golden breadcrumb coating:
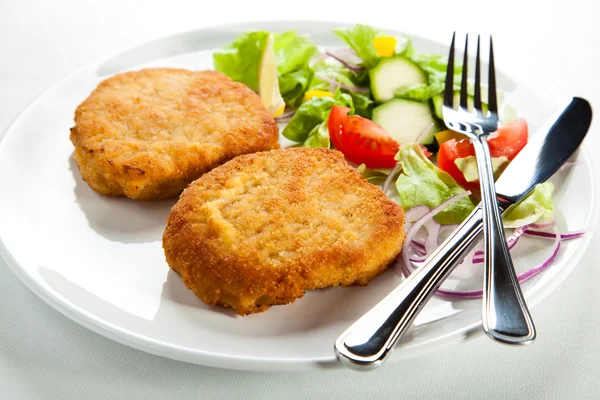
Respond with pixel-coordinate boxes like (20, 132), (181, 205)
(162, 148), (405, 315)
(70, 68), (279, 200)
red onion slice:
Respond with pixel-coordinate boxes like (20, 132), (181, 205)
(529, 220), (555, 229)
(383, 163), (401, 195)
(437, 225), (564, 298)
(325, 50), (365, 72)
(275, 110), (296, 122)
(415, 123), (435, 145)
(396, 192), (471, 277)
(314, 73), (370, 93)
(472, 224), (528, 263)
(524, 229), (586, 240)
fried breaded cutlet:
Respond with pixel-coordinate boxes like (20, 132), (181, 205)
(70, 68), (279, 200)
(162, 148), (406, 315)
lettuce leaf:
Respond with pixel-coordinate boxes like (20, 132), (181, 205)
(502, 182), (555, 228)
(394, 49), (463, 102)
(213, 30), (318, 107)
(454, 155), (510, 183)
(334, 24), (381, 68)
(348, 91), (375, 118)
(309, 58), (356, 91)
(213, 31), (269, 92)
(308, 57), (374, 118)
(279, 67), (314, 107)
(274, 32), (318, 75)
(282, 91), (354, 147)
(395, 144), (475, 224)
(304, 121), (330, 148)
(357, 164), (390, 184)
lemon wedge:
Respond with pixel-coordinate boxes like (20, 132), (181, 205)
(259, 34), (286, 118)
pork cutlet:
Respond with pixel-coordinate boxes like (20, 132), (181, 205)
(162, 147), (406, 315)
(70, 68), (279, 200)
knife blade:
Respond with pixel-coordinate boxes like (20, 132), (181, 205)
(496, 97), (592, 203)
(334, 97), (593, 370)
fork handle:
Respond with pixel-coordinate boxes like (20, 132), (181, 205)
(334, 205), (485, 369)
(472, 136), (536, 344)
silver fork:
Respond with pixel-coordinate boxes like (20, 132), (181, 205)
(442, 33), (535, 344)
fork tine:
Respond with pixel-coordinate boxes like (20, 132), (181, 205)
(488, 36), (498, 113)
(444, 32), (456, 108)
(473, 35), (482, 112)
(459, 34), (469, 110)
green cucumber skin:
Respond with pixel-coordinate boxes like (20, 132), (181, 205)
(372, 98), (437, 145)
(369, 55), (427, 103)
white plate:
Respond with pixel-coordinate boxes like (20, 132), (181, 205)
(0, 21), (596, 372)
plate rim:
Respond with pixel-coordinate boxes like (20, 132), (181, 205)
(0, 19), (597, 372)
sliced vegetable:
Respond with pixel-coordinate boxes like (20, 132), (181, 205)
(397, 196), (580, 299)
(394, 49), (462, 102)
(373, 36), (397, 57)
(304, 90), (334, 102)
(369, 55), (427, 103)
(372, 98), (437, 145)
(309, 57), (358, 92)
(328, 105), (400, 168)
(436, 224), (564, 298)
(434, 129), (465, 145)
(487, 118), (529, 159)
(315, 74), (370, 93)
(397, 191), (472, 276)
(394, 80), (445, 103)
(308, 55), (374, 118)
(437, 119), (529, 189)
(395, 144), (475, 224)
(455, 155), (510, 183)
(325, 49), (364, 72)
(275, 110), (296, 123)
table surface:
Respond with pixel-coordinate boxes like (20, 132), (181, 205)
(2, 1), (599, 398)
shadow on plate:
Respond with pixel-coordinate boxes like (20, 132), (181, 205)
(69, 156), (176, 244)
(159, 269), (239, 318)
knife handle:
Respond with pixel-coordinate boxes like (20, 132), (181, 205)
(334, 205), (485, 369)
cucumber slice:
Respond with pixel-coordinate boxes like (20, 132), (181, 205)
(431, 91), (488, 120)
(372, 98), (437, 145)
(369, 55), (427, 103)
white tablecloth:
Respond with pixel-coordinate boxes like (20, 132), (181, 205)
(2, 1), (599, 398)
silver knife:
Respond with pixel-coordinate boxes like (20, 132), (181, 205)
(334, 96), (593, 369)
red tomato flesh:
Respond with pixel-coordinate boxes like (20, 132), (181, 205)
(437, 118), (529, 190)
(328, 105), (400, 168)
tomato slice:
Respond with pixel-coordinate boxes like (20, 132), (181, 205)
(437, 138), (476, 189)
(437, 119), (529, 189)
(328, 105), (400, 168)
(487, 118), (529, 160)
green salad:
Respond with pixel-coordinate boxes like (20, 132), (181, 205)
(211, 24), (580, 295)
